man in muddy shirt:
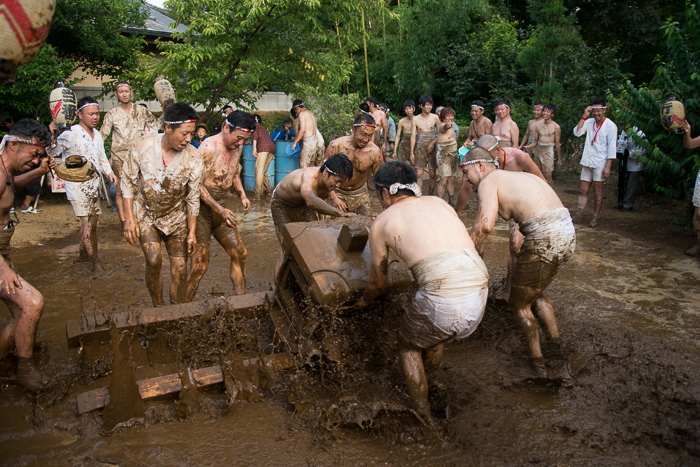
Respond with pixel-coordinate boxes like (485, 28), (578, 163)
(270, 153), (355, 274)
(121, 103), (203, 306)
(357, 160), (489, 422)
(491, 101), (519, 148)
(410, 95), (440, 195)
(464, 148), (575, 377)
(186, 111), (254, 301)
(290, 100), (324, 168)
(326, 114), (383, 216)
(100, 81), (161, 224)
(50, 96), (117, 272)
(0, 119), (54, 390)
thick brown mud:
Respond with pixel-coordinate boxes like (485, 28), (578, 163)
(1, 179), (699, 466)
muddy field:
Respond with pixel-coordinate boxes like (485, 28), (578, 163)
(0, 176), (699, 466)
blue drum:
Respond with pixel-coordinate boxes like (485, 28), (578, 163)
(242, 143), (275, 192)
(275, 141), (300, 185)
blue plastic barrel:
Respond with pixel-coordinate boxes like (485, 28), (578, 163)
(275, 141), (300, 185)
(241, 143), (275, 192)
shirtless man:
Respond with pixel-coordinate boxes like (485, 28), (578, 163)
(121, 103), (204, 306)
(463, 148), (575, 377)
(326, 114), (383, 216)
(491, 102), (519, 149)
(519, 104), (544, 157)
(356, 160), (488, 422)
(50, 96), (117, 271)
(186, 111), (255, 301)
(290, 100), (323, 168)
(462, 100), (493, 149)
(270, 153), (355, 274)
(436, 107), (459, 203)
(0, 119), (54, 390)
(365, 97), (388, 152)
(393, 100), (415, 163)
(524, 103), (561, 185)
(100, 81), (161, 224)
(410, 95), (440, 195)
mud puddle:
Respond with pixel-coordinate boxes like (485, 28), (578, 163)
(1, 189), (699, 466)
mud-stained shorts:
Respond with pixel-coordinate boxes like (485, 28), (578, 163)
(580, 165), (606, 183)
(693, 170), (700, 208)
(195, 199), (241, 246)
(334, 184), (371, 216)
(140, 224), (188, 258)
(533, 143), (554, 173)
(438, 140), (459, 177)
(0, 226), (16, 273)
(300, 135), (323, 166)
(270, 189), (318, 244)
(397, 134), (412, 163)
(414, 131), (437, 170)
(69, 196), (101, 217)
(399, 288), (488, 349)
(110, 155), (123, 179)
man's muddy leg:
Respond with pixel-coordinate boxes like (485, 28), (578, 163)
(447, 176), (455, 199)
(186, 244), (210, 301)
(88, 215), (100, 271)
(399, 336), (432, 421)
(0, 315), (15, 358)
(429, 168), (437, 195)
(509, 284), (547, 376)
(505, 226), (524, 296)
(2, 283), (44, 390)
(220, 231), (247, 295)
(532, 295), (560, 341)
(169, 256), (188, 304)
(78, 216), (89, 261)
(592, 181), (604, 214)
(573, 181), (590, 223)
(436, 176), (447, 199)
(141, 241), (164, 306)
(114, 176), (126, 223)
(416, 168), (425, 194)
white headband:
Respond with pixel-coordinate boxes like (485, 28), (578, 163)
(164, 118), (196, 125)
(460, 158), (498, 168)
(472, 105), (484, 110)
(225, 120), (253, 132)
(385, 182), (421, 196)
(115, 83), (132, 90)
(591, 106), (607, 109)
(78, 102), (99, 112)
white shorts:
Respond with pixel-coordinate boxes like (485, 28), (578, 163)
(580, 165), (606, 182)
(69, 196), (101, 217)
(693, 170), (700, 208)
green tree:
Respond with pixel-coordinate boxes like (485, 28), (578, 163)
(136, 0), (387, 124)
(294, 84), (360, 143)
(609, 0), (700, 200)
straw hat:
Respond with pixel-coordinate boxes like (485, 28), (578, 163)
(55, 155), (98, 182)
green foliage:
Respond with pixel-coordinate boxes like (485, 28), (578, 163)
(609, 0), (700, 200)
(0, 45), (78, 122)
(48, 0), (148, 79)
(136, 0), (387, 123)
(294, 85), (361, 143)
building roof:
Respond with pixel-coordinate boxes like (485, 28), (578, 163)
(122, 4), (188, 38)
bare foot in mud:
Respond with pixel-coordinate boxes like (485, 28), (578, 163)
(685, 243), (700, 256)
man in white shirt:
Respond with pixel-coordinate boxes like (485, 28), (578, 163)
(572, 97), (618, 227)
(618, 126), (646, 212)
(50, 96), (117, 271)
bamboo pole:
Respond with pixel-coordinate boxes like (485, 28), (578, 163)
(362, 8), (370, 97)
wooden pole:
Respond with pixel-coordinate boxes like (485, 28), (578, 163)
(362, 9), (370, 97)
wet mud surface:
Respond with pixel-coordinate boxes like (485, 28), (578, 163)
(1, 178), (699, 466)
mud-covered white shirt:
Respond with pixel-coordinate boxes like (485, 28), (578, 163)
(99, 104), (162, 162)
(121, 134), (203, 235)
(49, 124), (113, 202)
(574, 117), (617, 169)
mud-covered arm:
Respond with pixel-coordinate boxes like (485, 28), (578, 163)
(358, 224), (388, 306)
(99, 110), (113, 142)
(470, 181), (499, 256)
(120, 145), (140, 244)
(13, 158), (54, 190)
(300, 173), (351, 217)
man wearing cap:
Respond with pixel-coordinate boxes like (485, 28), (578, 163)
(519, 104), (544, 157)
(393, 100), (415, 163)
(365, 97), (388, 153)
(491, 101), (519, 149)
(186, 110), (254, 300)
(524, 103), (561, 185)
(0, 119), (54, 390)
(462, 147), (575, 377)
(326, 114), (383, 216)
(50, 96), (117, 272)
(573, 97), (618, 227)
(356, 160), (489, 423)
(121, 102), (203, 306)
(463, 100), (493, 149)
(290, 100), (324, 168)
(100, 81), (161, 226)
(410, 95), (440, 195)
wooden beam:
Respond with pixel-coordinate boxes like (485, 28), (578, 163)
(76, 352), (295, 415)
(66, 292), (272, 349)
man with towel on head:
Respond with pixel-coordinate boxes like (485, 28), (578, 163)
(410, 95), (440, 195)
(357, 160), (489, 423)
(462, 147), (575, 377)
(50, 96), (117, 272)
(0, 119), (54, 390)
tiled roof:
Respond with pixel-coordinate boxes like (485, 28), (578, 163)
(122, 4), (188, 38)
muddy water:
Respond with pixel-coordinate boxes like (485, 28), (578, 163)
(1, 193), (700, 466)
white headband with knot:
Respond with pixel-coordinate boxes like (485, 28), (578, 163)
(388, 182), (421, 196)
(78, 102), (99, 112)
(358, 106), (371, 115)
(460, 158), (498, 169)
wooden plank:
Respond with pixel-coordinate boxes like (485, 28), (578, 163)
(76, 352), (295, 414)
(66, 292), (269, 348)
